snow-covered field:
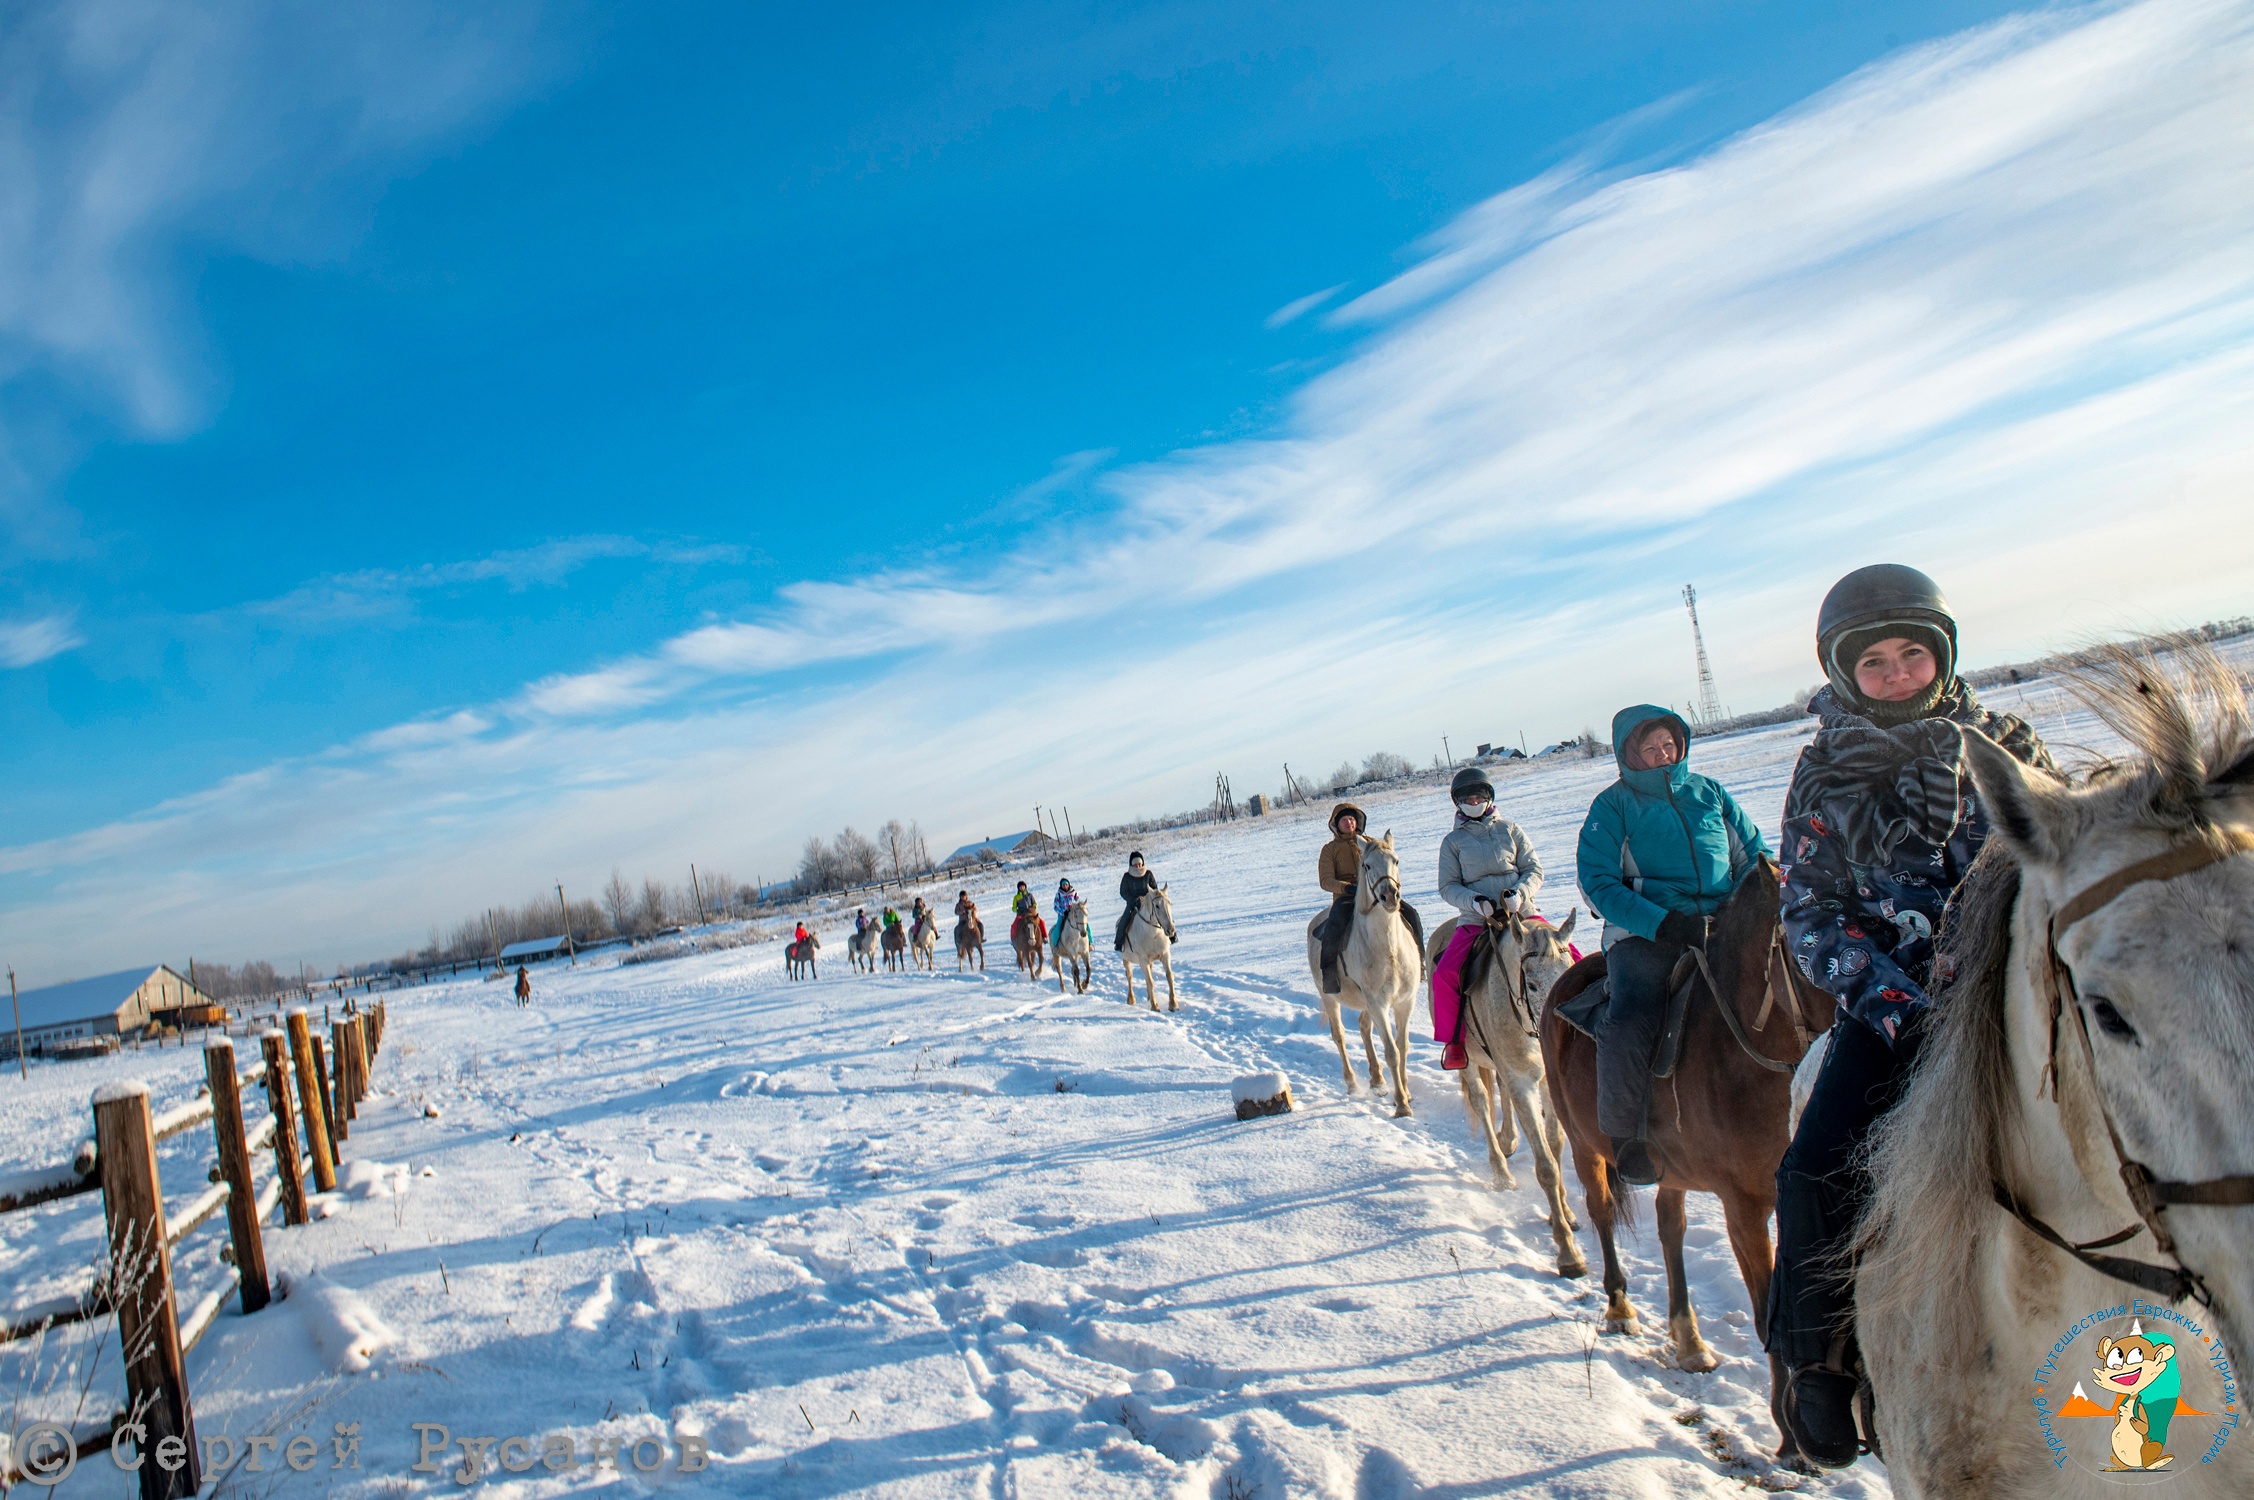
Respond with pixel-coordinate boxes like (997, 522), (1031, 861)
(4, 651), (2239, 1497)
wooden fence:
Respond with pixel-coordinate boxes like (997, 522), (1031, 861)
(0, 1001), (389, 1496)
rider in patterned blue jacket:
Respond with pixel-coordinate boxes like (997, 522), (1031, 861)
(1767, 564), (2053, 1469)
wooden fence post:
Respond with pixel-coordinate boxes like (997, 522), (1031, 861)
(308, 1032), (340, 1159)
(354, 1014), (372, 1097)
(329, 1021), (354, 1131)
(285, 1011), (337, 1192)
(92, 1082), (200, 1498)
(201, 1039), (271, 1315)
(258, 1031), (307, 1225)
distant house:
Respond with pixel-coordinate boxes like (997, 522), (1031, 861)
(498, 935), (574, 964)
(941, 829), (1055, 868)
(3, 965), (210, 1057)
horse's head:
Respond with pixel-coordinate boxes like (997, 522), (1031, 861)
(1143, 885), (1173, 924)
(1961, 644), (2254, 1331)
(1515, 908), (1579, 1003)
(1359, 832), (1403, 911)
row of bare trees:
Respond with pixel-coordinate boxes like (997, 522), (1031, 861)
(796, 819), (932, 894)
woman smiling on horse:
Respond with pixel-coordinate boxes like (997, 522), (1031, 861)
(1576, 704), (1770, 1187)
(1317, 801), (1425, 997)
(1766, 563), (2055, 1468)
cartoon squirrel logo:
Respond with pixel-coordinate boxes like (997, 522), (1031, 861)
(2094, 1321), (2180, 1471)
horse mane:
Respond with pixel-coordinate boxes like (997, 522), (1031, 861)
(2048, 639), (2254, 829)
(1854, 838), (2022, 1333)
(1858, 639), (2253, 1332)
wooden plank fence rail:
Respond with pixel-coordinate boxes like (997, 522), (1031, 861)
(1, 999), (391, 1495)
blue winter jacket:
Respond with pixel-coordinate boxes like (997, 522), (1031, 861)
(1576, 706), (1772, 942)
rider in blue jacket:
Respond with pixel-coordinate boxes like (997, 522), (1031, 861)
(1576, 704), (1770, 1186)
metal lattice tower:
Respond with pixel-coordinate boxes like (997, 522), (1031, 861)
(1683, 584), (1724, 725)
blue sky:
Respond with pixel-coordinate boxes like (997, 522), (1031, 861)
(5, 0), (2254, 979)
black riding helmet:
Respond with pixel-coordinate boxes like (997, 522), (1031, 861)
(1816, 564), (1958, 726)
(1449, 767), (1494, 803)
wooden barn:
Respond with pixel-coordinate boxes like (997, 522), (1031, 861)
(941, 829), (1055, 868)
(4, 964), (212, 1057)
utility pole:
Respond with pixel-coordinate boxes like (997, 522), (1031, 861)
(9, 968), (24, 1079)
(1062, 806), (1075, 841)
(1442, 735), (1453, 769)
(1683, 584), (1725, 725)
(557, 883), (577, 965)
(690, 864), (707, 926)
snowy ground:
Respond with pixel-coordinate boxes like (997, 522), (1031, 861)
(4, 649), (2239, 1497)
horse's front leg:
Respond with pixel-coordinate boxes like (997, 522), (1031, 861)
(1571, 1137), (1637, 1332)
(1506, 1063), (1585, 1276)
(1656, 1186), (1717, 1371)
(1379, 992), (1412, 1118)
(1459, 1064), (1513, 1187)
(1160, 950), (1176, 1011)
(1323, 998), (1357, 1094)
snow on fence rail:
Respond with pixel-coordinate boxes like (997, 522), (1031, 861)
(0, 1001), (389, 1496)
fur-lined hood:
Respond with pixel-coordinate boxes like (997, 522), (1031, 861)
(1328, 801), (1367, 835)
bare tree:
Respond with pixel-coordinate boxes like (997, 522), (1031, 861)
(639, 878), (670, 931)
(834, 826), (881, 886)
(1361, 750), (1414, 782)
(1326, 760), (1360, 792)
(799, 835), (841, 893)
(602, 870), (635, 934)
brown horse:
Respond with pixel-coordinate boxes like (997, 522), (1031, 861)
(786, 933), (819, 980)
(1011, 911), (1048, 980)
(1541, 858), (1832, 1446)
(955, 905), (985, 971)
(881, 920), (908, 972)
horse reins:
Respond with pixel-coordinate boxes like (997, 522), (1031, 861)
(1689, 923), (1816, 1075)
(1993, 827), (2254, 1307)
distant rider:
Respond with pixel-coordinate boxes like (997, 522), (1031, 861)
(1576, 705), (1770, 1187)
(1766, 564), (2054, 1468)
(1428, 768), (1541, 1066)
(881, 905), (901, 933)
(1114, 851), (1178, 949)
(514, 964), (531, 1004)
(854, 907), (870, 935)
(1053, 878), (1083, 922)
(793, 921), (810, 946)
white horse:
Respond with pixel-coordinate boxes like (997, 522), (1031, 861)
(1121, 886), (1178, 1012)
(848, 920), (880, 974)
(1857, 646), (2254, 1496)
(1425, 907), (1585, 1276)
(1304, 832), (1419, 1117)
(911, 909), (940, 970)
(1053, 900), (1093, 994)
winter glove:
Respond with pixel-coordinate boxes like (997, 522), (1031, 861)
(1473, 897), (1496, 920)
(1657, 911), (1704, 948)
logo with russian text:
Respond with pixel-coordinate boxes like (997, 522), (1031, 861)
(2031, 1303), (2239, 1482)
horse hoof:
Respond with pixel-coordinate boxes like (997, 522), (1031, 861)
(1675, 1346), (1720, 1374)
(1605, 1315), (1640, 1337)
(1392, 1104), (1413, 1119)
(1556, 1254), (1588, 1279)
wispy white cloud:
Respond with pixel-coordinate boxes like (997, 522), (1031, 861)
(0, 612), (81, 667)
(0, 0), (571, 548)
(1264, 283), (1346, 328)
(244, 535), (742, 627)
(8, 0), (2254, 977)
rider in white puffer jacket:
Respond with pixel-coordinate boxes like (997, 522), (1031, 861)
(1437, 767), (1544, 920)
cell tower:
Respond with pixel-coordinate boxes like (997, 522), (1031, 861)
(1683, 584), (1725, 725)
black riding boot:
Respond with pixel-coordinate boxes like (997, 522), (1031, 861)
(1113, 908), (1134, 952)
(1767, 1014), (1907, 1469)
(1597, 935), (1683, 1182)
(1317, 892), (1354, 992)
(1398, 898), (1424, 957)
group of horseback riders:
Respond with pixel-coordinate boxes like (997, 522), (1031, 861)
(1315, 562), (2050, 1470)
(984, 850), (1184, 952)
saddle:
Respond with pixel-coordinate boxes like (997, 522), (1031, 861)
(1554, 949), (1701, 1080)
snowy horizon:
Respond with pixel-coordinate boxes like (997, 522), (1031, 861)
(6, 0), (2254, 981)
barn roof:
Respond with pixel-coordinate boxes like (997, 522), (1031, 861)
(942, 829), (1051, 865)
(498, 936), (572, 961)
(9, 966), (174, 1031)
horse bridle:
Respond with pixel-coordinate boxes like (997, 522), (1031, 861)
(1688, 921), (1820, 1075)
(1992, 827), (2254, 1307)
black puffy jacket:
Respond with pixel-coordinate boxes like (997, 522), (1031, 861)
(1778, 682), (2053, 1050)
